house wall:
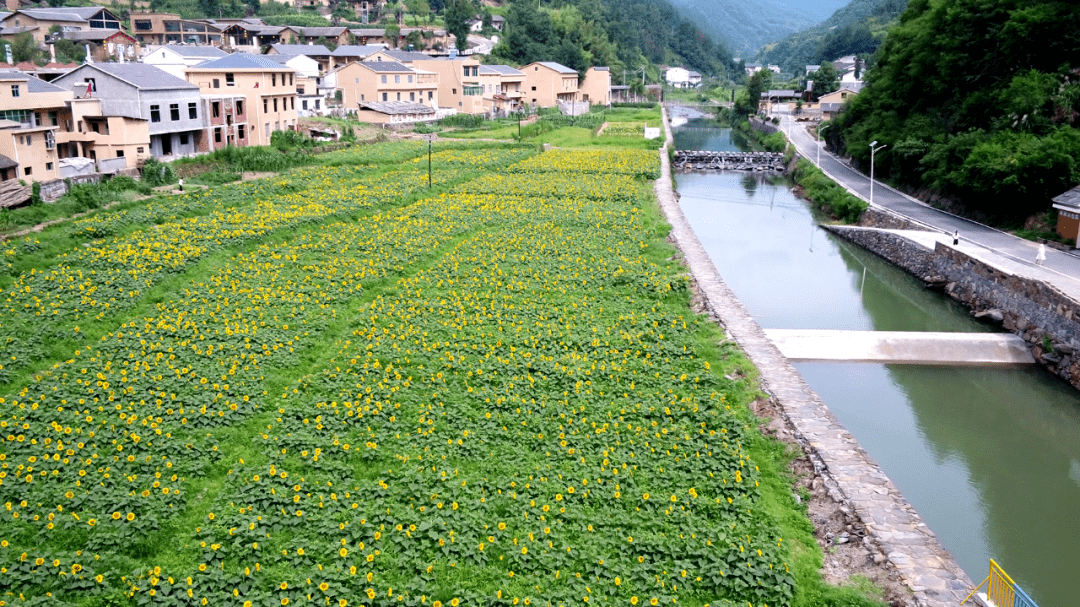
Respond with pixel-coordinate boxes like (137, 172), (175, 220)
(0, 128), (60, 181)
(336, 63), (438, 107)
(579, 68), (610, 106)
(412, 58), (482, 113)
(2, 15), (86, 44)
(522, 64), (578, 108)
(187, 68), (297, 147)
(1056, 212), (1080, 241)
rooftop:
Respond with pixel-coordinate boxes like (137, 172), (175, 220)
(78, 63), (198, 90)
(533, 61), (576, 74)
(355, 61), (415, 73)
(0, 70), (67, 94)
(479, 64), (523, 76)
(158, 45), (229, 58)
(1053, 186), (1080, 210)
(359, 100), (434, 115)
(191, 52), (292, 71)
(331, 44), (386, 57)
(269, 43), (332, 56)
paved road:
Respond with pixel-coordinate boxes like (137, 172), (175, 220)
(774, 108), (1080, 297)
(467, 35), (495, 55)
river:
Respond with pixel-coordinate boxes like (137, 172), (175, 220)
(672, 118), (1080, 607)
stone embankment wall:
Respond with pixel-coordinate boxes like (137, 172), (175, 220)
(826, 225), (1080, 389)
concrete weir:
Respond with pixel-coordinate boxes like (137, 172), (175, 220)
(656, 109), (978, 607)
(764, 329), (1036, 365)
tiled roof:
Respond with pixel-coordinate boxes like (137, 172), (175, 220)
(479, 64), (523, 76)
(192, 52), (292, 71)
(270, 43), (331, 56)
(0, 70), (67, 93)
(331, 44), (386, 57)
(356, 61), (414, 73)
(159, 45), (228, 58)
(82, 63), (199, 90)
(358, 100), (434, 115)
(591, 66), (609, 71)
(1053, 186), (1080, 209)
(381, 49), (432, 62)
(296, 27), (346, 37)
(820, 103), (842, 112)
(63, 28), (131, 41)
(534, 61), (576, 74)
(349, 28), (385, 37)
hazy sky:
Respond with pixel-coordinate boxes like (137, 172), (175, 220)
(768, 0), (851, 22)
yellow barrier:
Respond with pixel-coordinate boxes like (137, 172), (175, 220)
(961, 559), (1038, 607)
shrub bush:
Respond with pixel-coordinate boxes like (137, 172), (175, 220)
(141, 158), (176, 187)
(793, 158), (867, 223)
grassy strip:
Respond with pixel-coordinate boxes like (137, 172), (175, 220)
(791, 159), (868, 224)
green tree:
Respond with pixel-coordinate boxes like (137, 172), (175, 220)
(10, 32), (43, 65)
(745, 69), (772, 113)
(331, 2), (354, 25)
(404, 30), (423, 50)
(809, 62), (839, 99)
(405, 0), (430, 24)
(445, 0), (472, 51)
(384, 23), (401, 48)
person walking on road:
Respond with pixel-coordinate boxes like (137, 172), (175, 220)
(1036, 243), (1047, 266)
(953, 230), (959, 246)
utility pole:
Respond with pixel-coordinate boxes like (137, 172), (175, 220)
(428, 135), (433, 188)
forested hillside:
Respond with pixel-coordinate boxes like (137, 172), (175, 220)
(833, 0), (1080, 223)
(753, 0), (908, 74)
(491, 0), (737, 79)
(665, 0), (835, 58)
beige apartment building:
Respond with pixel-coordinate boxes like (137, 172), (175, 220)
(62, 98), (150, 171)
(521, 61), (579, 108)
(129, 12), (223, 46)
(579, 66), (611, 106)
(411, 57), (484, 113)
(0, 71), (69, 182)
(185, 53), (298, 147)
(334, 61), (438, 111)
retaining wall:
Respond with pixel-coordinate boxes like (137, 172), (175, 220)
(826, 225), (1080, 389)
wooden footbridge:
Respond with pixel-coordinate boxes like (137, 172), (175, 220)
(673, 150), (784, 171)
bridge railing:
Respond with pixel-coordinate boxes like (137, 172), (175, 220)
(962, 559), (1039, 607)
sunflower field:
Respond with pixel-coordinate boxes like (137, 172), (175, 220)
(0, 141), (798, 607)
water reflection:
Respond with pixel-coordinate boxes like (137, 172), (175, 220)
(674, 123), (1080, 606)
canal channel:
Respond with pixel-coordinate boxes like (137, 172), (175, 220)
(671, 118), (1080, 607)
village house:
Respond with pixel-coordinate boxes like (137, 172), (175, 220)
(289, 27), (349, 47)
(477, 64), (523, 115)
(327, 44), (385, 71)
(268, 43), (333, 72)
(185, 53), (298, 147)
(349, 27), (451, 51)
(1052, 186), (1080, 245)
(411, 56), (483, 114)
(59, 29), (138, 63)
(220, 22), (288, 53)
(263, 53), (329, 116)
(197, 92), (249, 152)
(521, 61), (578, 108)
(129, 12), (223, 46)
(0, 70), (70, 182)
(356, 101), (435, 125)
(141, 45), (229, 80)
(664, 66), (701, 89)
(53, 63), (204, 162)
(0, 6), (122, 45)
(349, 0), (388, 23)
(334, 60), (438, 114)
(579, 66), (611, 106)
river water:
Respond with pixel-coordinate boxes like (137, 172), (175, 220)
(673, 119), (1080, 607)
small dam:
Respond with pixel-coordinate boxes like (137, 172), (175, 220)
(673, 150), (784, 171)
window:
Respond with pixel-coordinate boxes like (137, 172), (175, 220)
(314, 99), (320, 109)
(290, 97), (294, 110)
(45, 162), (52, 171)
(273, 98), (278, 112)
(10, 84), (18, 97)
(289, 74), (293, 85)
(272, 73), (276, 86)
(45, 131), (54, 150)
(382, 92), (387, 101)
(236, 100), (243, 115)
(410, 92), (415, 101)
(238, 124), (245, 139)
(226, 72), (234, 86)
(23, 167), (31, 176)
(134, 20), (152, 30)
(265, 122), (270, 138)
(86, 78), (96, 92)
(381, 75), (387, 84)
(452, 88), (457, 94)
(116, 150), (124, 158)
(188, 102), (197, 119)
(49, 111), (57, 126)
(23, 135), (31, 145)
(170, 103), (180, 121)
(214, 128), (222, 143)
(275, 121), (279, 131)
(531, 86), (536, 91)
(137, 147), (144, 153)
(297, 86), (305, 95)
(361, 94), (365, 100)
(302, 99), (308, 110)
(355, 77), (359, 84)
(35, 113), (41, 126)
(263, 99), (268, 113)
(212, 102), (220, 118)
(396, 92), (401, 101)
(179, 133), (189, 145)
(213, 78), (220, 89)
(408, 75), (413, 83)
(394, 75), (400, 83)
